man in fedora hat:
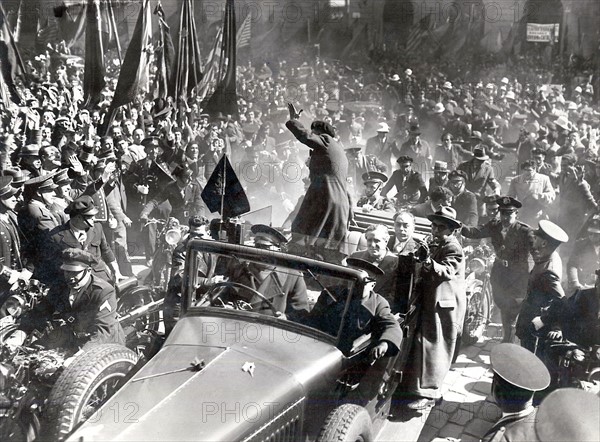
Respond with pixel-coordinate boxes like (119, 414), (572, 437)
(462, 196), (534, 342)
(428, 161), (450, 191)
(458, 146), (501, 215)
(507, 160), (555, 226)
(365, 122), (398, 171)
(401, 206), (466, 409)
(34, 248), (124, 351)
(225, 224), (309, 322)
(356, 172), (394, 213)
(18, 144), (43, 178)
(516, 220), (568, 352)
(381, 156), (428, 206)
(399, 124), (432, 172)
(0, 176), (24, 303)
(480, 343), (551, 442)
(308, 257), (402, 358)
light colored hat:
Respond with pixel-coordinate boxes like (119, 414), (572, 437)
(405, 68), (412, 76)
(376, 122), (390, 133)
(554, 116), (570, 130)
(443, 81), (452, 90)
(433, 102), (445, 114)
(505, 90), (516, 101)
(390, 74), (400, 82)
(501, 77), (509, 84)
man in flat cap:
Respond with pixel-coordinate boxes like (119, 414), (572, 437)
(309, 257), (402, 359)
(462, 197), (534, 342)
(516, 220), (568, 352)
(481, 343), (551, 442)
(356, 172), (394, 213)
(380, 156), (428, 207)
(447, 170), (479, 227)
(457, 147), (501, 216)
(225, 224), (309, 322)
(35, 248), (124, 352)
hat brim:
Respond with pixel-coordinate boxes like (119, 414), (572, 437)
(427, 214), (462, 229)
(0, 187), (18, 199)
(60, 263), (89, 272)
(473, 154), (490, 161)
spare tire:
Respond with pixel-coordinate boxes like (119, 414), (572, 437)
(317, 404), (373, 442)
(44, 344), (138, 441)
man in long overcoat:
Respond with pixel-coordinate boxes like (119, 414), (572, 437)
(402, 207), (466, 410)
(285, 103), (351, 264)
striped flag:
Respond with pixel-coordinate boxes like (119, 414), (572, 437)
(0, 2), (26, 104)
(406, 14), (433, 54)
(237, 13), (251, 48)
(83, 0), (105, 109)
(196, 26), (224, 102)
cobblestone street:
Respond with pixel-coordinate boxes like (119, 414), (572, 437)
(380, 324), (505, 441)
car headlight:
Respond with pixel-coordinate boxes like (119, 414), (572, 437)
(469, 258), (486, 275)
(165, 228), (182, 245)
(3, 295), (24, 318)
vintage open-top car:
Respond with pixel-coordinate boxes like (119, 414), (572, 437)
(67, 237), (419, 441)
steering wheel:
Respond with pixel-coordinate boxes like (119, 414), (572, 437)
(199, 282), (281, 317)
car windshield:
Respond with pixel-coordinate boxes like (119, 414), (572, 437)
(184, 240), (361, 344)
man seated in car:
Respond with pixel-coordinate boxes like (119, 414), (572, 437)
(308, 258), (402, 360)
(225, 224), (309, 322)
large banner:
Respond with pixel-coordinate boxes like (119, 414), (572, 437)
(527, 23), (560, 43)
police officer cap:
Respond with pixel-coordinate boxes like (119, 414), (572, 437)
(65, 195), (99, 217)
(531, 147), (547, 156)
(491, 343), (550, 391)
(535, 388), (600, 442)
(536, 220), (569, 244)
(251, 224), (288, 247)
(483, 194), (499, 207)
(396, 155), (414, 164)
(362, 171), (388, 184)
(60, 248), (98, 272)
(448, 170), (467, 181)
(346, 257), (384, 278)
(141, 136), (160, 147)
(23, 174), (58, 192)
(0, 176), (16, 199)
(497, 196), (522, 211)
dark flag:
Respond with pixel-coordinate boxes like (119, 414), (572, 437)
(104, 0), (151, 128)
(201, 154), (250, 219)
(406, 14), (433, 55)
(203, 0), (238, 119)
(154, 1), (175, 102)
(82, 0), (105, 109)
(0, 2), (26, 105)
(56, 3), (87, 49)
(169, 0), (203, 104)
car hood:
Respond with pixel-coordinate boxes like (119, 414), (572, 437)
(68, 315), (343, 441)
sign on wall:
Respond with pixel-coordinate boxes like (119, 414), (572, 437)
(526, 23), (560, 43)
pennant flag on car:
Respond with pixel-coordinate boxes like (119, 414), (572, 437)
(201, 154), (250, 219)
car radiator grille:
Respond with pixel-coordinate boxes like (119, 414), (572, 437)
(242, 397), (304, 442)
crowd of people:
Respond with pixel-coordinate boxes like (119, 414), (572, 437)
(0, 39), (599, 439)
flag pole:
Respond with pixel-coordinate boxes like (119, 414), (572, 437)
(220, 153), (227, 221)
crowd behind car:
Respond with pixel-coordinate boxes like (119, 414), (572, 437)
(0, 40), (599, 438)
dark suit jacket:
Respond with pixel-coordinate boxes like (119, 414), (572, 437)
(452, 189), (478, 226)
(457, 159), (499, 199)
(381, 170), (428, 204)
(142, 180), (205, 222)
(349, 250), (398, 303)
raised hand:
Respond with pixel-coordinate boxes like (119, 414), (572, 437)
(287, 103), (303, 120)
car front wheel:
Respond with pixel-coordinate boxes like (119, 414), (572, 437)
(317, 404), (373, 442)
